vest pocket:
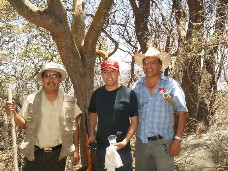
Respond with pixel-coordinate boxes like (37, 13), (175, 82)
(26, 103), (38, 133)
(64, 116), (75, 131)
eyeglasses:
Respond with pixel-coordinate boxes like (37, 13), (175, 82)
(43, 73), (61, 79)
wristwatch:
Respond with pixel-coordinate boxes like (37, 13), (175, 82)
(174, 136), (183, 141)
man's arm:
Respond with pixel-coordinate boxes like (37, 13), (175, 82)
(115, 116), (138, 150)
(72, 115), (80, 166)
(5, 100), (26, 129)
(175, 111), (187, 138)
(169, 111), (187, 157)
(87, 112), (97, 145)
(125, 116), (139, 143)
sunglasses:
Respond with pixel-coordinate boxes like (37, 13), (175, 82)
(43, 73), (61, 79)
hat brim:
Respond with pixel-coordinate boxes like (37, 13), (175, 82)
(36, 68), (68, 81)
(101, 66), (119, 71)
(134, 52), (171, 71)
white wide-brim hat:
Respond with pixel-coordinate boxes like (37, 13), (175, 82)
(36, 62), (68, 81)
(134, 47), (171, 70)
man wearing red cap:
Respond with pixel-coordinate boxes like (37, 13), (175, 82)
(88, 60), (139, 171)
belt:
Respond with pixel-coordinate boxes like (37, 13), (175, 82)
(34, 144), (62, 152)
(148, 135), (163, 141)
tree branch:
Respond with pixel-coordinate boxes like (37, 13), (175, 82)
(102, 29), (119, 57)
(7, 0), (68, 34)
(130, 0), (150, 52)
(83, 0), (114, 56)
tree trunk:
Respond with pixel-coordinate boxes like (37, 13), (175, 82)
(197, 0), (227, 126)
(181, 0), (204, 134)
(130, 0), (151, 52)
(172, 0), (187, 83)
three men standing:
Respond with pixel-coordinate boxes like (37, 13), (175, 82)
(5, 47), (187, 171)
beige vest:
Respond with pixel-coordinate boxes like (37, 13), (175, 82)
(19, 91), (77, 161)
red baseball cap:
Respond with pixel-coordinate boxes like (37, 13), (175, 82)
(101, 60), (119, 71)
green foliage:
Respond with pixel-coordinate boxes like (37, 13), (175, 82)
(0, 3), (71, 106)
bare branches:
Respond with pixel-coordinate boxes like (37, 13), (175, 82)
(7, 0), (66, 33)
(84, 0), (114, 53)
(102, 29), (119, 57)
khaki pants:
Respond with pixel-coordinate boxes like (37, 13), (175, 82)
(135, 136), (174, 171)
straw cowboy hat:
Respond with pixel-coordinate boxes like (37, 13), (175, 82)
(36, 62), (68, 81)
(134, 47), (171, 70)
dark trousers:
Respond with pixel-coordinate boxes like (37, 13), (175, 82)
(96, 148), (133, 171)
(22, 146), (66, 171)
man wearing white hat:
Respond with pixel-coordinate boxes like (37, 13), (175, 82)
(132, 47), (188, 171)
(5, 62), (82, 171)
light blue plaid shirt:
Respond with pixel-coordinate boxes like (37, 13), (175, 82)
(132, 75), (188, 143)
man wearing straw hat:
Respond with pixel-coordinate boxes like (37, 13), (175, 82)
(132, 47), (188, 171)
(5, 62), (82, 171)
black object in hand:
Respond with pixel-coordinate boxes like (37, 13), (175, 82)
(116, 131), (123, 142)
(89, 141), (97, 150)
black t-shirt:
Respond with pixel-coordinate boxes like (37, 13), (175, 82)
(88, 85), (138, 150)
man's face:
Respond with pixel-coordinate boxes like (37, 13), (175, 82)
(101, 68), (119, 87)
(142, 57), (162, 77)
(42, 70), (61, 93)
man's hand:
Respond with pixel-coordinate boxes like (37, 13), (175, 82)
(169, 139), (181, 157)
(87, 134), (96, 148)
(5, 100), (26, 129)
(5, 100), (17, 115)
(72, 150), (80, 166)
(114, 138), (128, 151)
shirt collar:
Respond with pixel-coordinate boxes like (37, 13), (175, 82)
(42, 90), (63, 99)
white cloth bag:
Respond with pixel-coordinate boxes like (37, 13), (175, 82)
(104, 145), (123, 171)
